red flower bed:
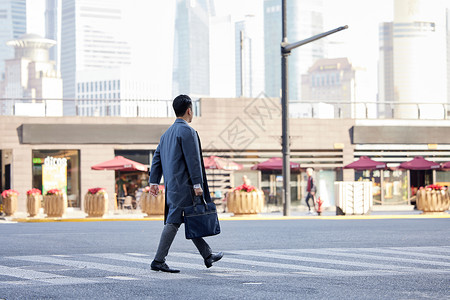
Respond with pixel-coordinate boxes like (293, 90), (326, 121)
(234, 184), (257, 193)
(88, 187), (106, 195)
(46, 189), (62, 195)
(27, 188), (42, 196)
(1, 189), (19, 198)
(424, 184), (446, 191)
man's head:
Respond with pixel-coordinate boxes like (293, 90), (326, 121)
(306, 168), (314, 176)
(173, 94), (193, 122)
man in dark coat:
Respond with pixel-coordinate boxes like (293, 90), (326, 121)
(149, 94), (223, 273)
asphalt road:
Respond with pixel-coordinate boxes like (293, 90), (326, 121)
(0, 218), (449, 299)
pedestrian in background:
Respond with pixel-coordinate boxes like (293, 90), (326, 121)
(304, 168), (317, 214)
(148, 94), (223, 273)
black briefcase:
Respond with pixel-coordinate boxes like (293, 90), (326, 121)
(183, 196), (221, 239)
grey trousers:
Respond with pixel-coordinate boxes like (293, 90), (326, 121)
(154, 223), (212, 263)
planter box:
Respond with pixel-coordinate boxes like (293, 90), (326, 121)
(27, 194), (42, 217)
(84, 193), (108, 217)
(44, 194), (67, 218)
(141, 193), (164, 216)
(227, 190), (264, 215)
(3, 196), (18, 217)
(416, 189), (450, 214)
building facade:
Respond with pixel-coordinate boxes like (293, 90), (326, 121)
(264, 0), (324, 101)
(60, 0), (131, 115)
(235, 15), (265, 98)
(0, 34), (62, 116)
(379, 0), (449, 119)
(172, 0), (214, 98)
(45, 0), (60, 73)
(300, 58), (371, 119)
(75, 68), (172, 117)
(2, 97), (450, 215)
(0, 0), (26, 80)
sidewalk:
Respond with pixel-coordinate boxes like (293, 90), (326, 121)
(1, 206), (449, 223)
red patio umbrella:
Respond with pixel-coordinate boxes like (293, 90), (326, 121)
(441, 161), (450, 169)
(251, 157), (300, 171)
(203, 156), (243, 171)
(91, 156), (148, 172)
(399, 156), (440, 170)
(343, 156), (387, 170)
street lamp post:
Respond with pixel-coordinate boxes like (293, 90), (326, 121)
(281, 0), (348, 216)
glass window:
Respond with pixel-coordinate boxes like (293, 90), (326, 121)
(356, 170), (381, 204)
(436, 171), (450, 187)
(32, 150), (80, 208)
(382, 169), (407, 205)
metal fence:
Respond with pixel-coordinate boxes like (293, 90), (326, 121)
(1, 98), (449, 120)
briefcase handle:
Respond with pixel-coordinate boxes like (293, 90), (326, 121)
(193, 195), (207, 206)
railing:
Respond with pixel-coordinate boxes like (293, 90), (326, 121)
(1, 98), (449, 120)
(289, 100), (450, 120)
(0, 98), (201, 118)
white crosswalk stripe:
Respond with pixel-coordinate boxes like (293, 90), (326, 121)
(276, 248), (450, 267)
(0, 246), (448, 287)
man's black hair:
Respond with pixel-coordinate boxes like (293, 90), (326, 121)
(173, 94), (192, 117)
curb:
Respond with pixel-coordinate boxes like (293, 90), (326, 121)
(6, 213), (450, 223)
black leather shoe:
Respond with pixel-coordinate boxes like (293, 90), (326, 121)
(204, 252), (224, 268)
(151, 260), (180, 273)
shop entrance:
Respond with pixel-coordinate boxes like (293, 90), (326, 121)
(410, 170), (433, 190)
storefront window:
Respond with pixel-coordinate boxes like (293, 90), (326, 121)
(382, 169), (408, 205)
(32, 150), (80, 207)
(356, 170), (381, 204)
(436, 171), (450, 187)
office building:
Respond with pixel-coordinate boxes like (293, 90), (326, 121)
(264, 0), (324, 101)
(45, 0), (60, 73)
(300, 57), (371, 118)
(76, 68), (171, 117)
(209, 14), (235, 97)
(378, 0), (448, 119)
(0, 0), (26, 79)
(235, 14), (264, 98)
(378, 22), (394, 118)
(172, 0), (214, 98)
(60, 0), (131, 115)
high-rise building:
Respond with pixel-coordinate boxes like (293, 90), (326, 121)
(235, 14), (264, 98)
(300, 57), (370, 118)
(264, 0), (324, 101)
(384, 0), (448, 119)
(76, 68), (171, 117)
(45, 0), (60, 72)
(60, 0), (131, 115)
(172, 0), (214, 98)
(0, 34), (62, 116)
(378, 22), (394, 117)
(0, 0), (26, 80)
(447, 8), (450, 105)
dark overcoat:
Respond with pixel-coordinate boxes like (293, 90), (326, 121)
(149, 119), (211, 224)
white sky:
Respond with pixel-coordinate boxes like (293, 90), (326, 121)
(26, 0), (398, 100)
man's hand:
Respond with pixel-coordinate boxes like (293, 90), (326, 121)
(311, 191), (315, 196)
(194, 187), (203, 196)
(150, 185), (159, 197)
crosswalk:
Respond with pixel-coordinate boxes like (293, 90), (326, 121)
(0, 246), (449, 287)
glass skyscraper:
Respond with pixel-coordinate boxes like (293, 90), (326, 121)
(264, 0), (323, 101)
(59, 0), (131, 115)
(172, 0), (214, 98)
